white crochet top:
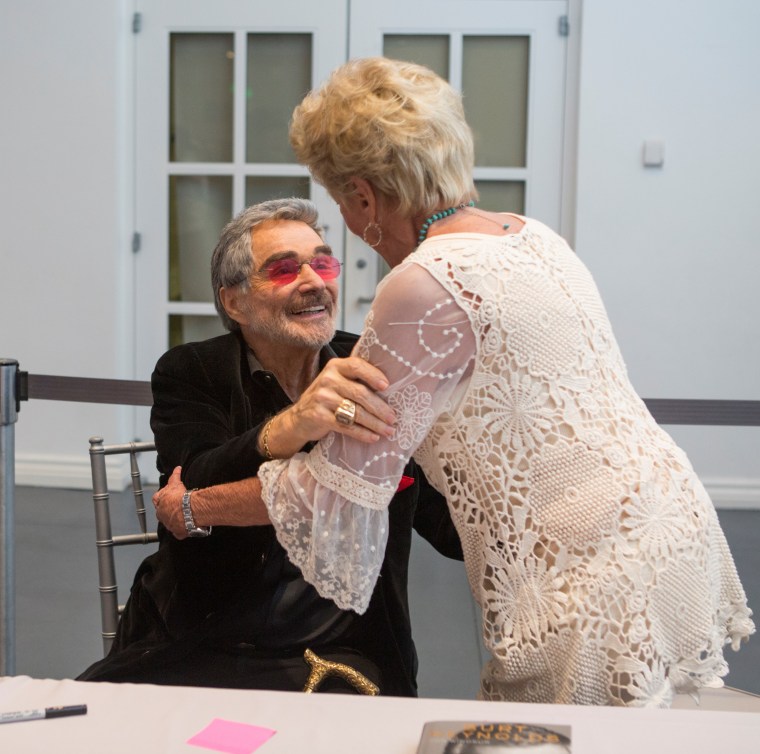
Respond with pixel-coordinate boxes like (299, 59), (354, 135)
(259, 217), (754, 706)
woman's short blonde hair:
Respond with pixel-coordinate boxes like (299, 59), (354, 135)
(290, 57), (477, 217)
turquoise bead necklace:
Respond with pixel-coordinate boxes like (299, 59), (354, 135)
(416, 201), (510, 246)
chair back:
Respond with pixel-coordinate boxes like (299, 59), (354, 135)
(88, 436), (159, 655)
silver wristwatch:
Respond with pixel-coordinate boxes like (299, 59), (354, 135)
(181, 489), (212, 537)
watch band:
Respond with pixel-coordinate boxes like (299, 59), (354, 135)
(181, 488), (212, 537)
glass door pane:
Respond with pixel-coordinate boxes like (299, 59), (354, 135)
(462, 35), (529, 168)
(474, 180), (525, 214)
(247, 34), (312, 163)
(245, 176), (311, 206)
(383, 35), (450, 79)
(170, 34), (234, 162)
(168, 176), (233, 304)
(169, 314), (226, 349)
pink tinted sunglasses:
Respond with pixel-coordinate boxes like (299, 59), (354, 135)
(258, 256), (342, 286)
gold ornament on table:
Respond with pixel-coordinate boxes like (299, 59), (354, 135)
(301, 649), (380, 695)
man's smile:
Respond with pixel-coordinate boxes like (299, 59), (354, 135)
(290, 299), (331, 318)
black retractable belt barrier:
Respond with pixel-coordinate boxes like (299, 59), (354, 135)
(643, 398), (760, 427)
(25, 373), (152, 406)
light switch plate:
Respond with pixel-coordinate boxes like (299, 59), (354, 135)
(643, 139), (665, 167)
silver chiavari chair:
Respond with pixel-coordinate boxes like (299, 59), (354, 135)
(88, 436), (159, 655)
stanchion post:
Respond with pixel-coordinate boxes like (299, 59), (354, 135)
(0, 358), (21, 676)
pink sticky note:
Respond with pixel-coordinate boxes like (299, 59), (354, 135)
(187, 718), (277, 754)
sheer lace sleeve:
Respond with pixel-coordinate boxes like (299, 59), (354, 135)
(258, 261), (475, 613)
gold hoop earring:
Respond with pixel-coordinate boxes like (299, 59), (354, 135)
(362, 221), (383, 248)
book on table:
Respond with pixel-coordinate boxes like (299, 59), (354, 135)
(415, 721), (572, 753)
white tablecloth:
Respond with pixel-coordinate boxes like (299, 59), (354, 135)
(1, 676), (759, 753)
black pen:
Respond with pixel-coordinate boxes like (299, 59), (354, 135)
(0, 704), (88, 724)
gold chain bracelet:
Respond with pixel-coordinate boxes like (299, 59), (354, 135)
(261, 416), (276, 460)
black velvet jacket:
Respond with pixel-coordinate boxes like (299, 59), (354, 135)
(100, 331), (462, 696)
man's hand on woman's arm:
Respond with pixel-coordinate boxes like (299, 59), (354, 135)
(258, 356), (397, 460)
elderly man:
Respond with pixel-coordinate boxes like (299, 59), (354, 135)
(78, 198), (462, 695)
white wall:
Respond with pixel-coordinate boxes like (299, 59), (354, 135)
(1, 0), (758, 502)
(574, 0), (760, 507)
(0, 0), (136, 488)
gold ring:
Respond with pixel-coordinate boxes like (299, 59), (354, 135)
(334, 398), (357, 427)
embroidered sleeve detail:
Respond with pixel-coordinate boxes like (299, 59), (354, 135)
(388, 384), (435, 450)
(258, 454), (389, 614)
(305, 440), (394, 510)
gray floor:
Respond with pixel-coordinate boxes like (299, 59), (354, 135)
(8, 485), (760, 699)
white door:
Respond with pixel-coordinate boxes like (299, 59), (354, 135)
(342, 0), (570, 333)
(132, 0), (572, 383)
(133, 0), (348, 385)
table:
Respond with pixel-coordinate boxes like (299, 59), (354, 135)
(1, 675), (759, 753)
